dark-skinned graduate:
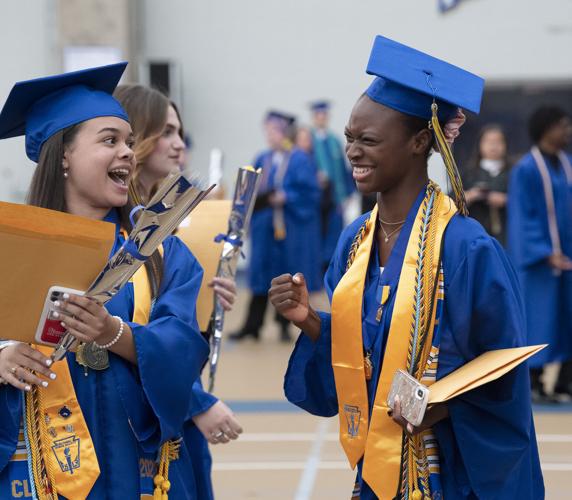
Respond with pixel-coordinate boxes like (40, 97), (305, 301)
(270, 36), (543, 500)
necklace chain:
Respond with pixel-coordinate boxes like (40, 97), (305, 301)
(379, 222), (404, 243)
(378, 215), (406, 226)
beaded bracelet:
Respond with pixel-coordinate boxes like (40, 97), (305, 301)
(94, 316), (124, 349)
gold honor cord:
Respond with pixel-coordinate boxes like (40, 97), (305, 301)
(25, 387), (58, 499)
(430, 103), (469, 216)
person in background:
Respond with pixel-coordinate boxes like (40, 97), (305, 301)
(310, 101), (355, 272)
(508, 105), (572, 403)
(231, 111), (321, 342)
(114, 84), (242, 500)
(463, 124), (511, 245)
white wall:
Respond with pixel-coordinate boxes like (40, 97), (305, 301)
(0, 0), (58, 203)
(1, 0), (570, 202)
(141, 0), (572, 189)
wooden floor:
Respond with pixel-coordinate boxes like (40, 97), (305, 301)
(204, 289), (572, 499)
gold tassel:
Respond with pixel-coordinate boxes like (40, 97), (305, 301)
(153, 439), (181, 500)
(429, 103), (468, 216)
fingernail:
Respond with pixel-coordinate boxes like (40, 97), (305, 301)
(25, 385), (31, 392)
(52, 311), (60, 318)
(63, 293), (70, 300)
(45, 359), (52, 367)
(61, 322), (66, 327)
(41, 381), (49, 388)
(54, 300), (61, 307)
(50, 373), (57, 380)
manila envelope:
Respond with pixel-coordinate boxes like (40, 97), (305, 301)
(0, 201), (115, 344)
(176, 200), (232, 332)
(428, 344), (547, 404)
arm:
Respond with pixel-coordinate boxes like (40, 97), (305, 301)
(112, 237), (210, 448)
(507, 162), (553, 267)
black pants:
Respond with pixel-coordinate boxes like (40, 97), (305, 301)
(242, 294), (289, 334)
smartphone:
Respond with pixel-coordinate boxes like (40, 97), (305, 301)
(34, 286), (85, 346)
(387, 369), (429, 427)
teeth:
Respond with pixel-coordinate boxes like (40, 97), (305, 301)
(354, 167), (372, 175)
(109, 168), (129, 176)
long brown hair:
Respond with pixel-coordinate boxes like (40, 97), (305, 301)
(26, 121), (164, 299)
(113, 85), (170, 195)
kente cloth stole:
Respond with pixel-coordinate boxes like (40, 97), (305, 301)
(331, 183), (456, 499)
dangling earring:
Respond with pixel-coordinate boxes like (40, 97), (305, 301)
(63, 169), (69, 179)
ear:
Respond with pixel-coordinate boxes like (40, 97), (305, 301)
(411, 128), (433, 156)
(62, 150), (70, 170)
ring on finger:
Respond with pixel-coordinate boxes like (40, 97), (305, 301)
(213, 431), (225, 439)
(10, 366), (18, 375)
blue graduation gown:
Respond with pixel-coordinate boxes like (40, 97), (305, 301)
(249, 148), (322, 294)
(0, 210), (210, 499)
(285, 189), (544, 499)
(180, 379), (218, 500)
(311, 129), (355, 267)
(507, 152), (572, 366)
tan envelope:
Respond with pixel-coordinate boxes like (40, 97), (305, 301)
(0, 201), (115, 344)
(176, 200), (232, 332)
(428, 344), (547, 404)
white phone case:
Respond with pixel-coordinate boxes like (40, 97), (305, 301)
(387, 369), (429, 427)
(34, 286), (85, 346)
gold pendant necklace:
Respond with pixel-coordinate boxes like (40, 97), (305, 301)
(379, 223), (404, 243)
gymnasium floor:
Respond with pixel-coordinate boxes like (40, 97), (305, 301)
(204, 290), (572, 499)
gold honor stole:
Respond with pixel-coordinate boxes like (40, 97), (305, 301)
(21, 346), (100, 500)
(331, 187), (456, 499)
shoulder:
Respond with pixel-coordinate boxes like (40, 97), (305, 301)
(336, 212), (371, 254)
(254, 150), (271, 166)
(510, 152), (538, 178)
(442, 214), (508, 272)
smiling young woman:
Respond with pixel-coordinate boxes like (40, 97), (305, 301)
(270, 36), (543, 499)
(114, 83), (243, 500)
(0, 64), (209, 499)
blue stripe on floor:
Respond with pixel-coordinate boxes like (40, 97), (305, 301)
(226, 399), (572, 414)
(226, 400), (303, 413)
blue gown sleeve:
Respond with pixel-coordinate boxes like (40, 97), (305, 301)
(283, 218), (362, 417)
(435, 227), (543, 498)
(187, 379), (218, 419)
(508, 158), (554, 267)
(113, 236), (210, 450)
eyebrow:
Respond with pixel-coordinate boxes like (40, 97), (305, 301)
(97, 127), (134, 138)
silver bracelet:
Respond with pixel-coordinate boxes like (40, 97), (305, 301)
(94, 316), (124, 349)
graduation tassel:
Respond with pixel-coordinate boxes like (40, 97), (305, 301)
(429, 103), (469, 216)
(153, 439), (181, 500)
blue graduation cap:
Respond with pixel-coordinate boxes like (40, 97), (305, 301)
(0, 62), (129, 162)
(265, 110), (296, 128)
(365, 35), (484, 121)
(309, 100), (331, 112)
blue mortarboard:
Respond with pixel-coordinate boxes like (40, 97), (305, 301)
(365, 36), (484, 121)
(265, 110), (296, 128)
(0, 62), (129, 162)
(309, 100), (330, 112)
